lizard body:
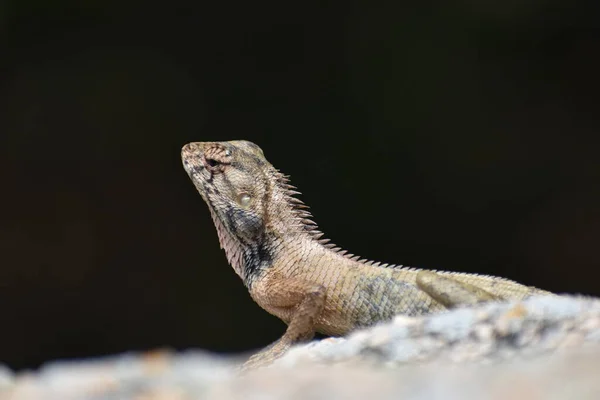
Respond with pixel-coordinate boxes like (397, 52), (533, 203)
(181, 140), (551, 367)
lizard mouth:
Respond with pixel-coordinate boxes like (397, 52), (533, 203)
(181, 142), (211, 203)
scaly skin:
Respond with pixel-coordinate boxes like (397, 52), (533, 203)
(181, 140), (551, 369)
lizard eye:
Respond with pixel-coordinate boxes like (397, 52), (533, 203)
(202, 146), (231, 172)
(203, 156), (225, 172)
(238, 193), (252, 208)
(205, 157), (218, 167)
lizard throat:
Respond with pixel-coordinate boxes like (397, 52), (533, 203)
(208, 206), (246, 280)
(208, 205), (273, 286)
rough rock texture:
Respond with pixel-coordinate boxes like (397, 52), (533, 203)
(276, 294), (600, 367)
(2, 295), (600, 400)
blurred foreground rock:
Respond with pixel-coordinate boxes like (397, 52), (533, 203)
(2, 295), (600, 400)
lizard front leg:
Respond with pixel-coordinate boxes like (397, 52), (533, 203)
(242, 277), (326, 371)
(416, 270), (500, 308)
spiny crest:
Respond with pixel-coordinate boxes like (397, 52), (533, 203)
(272, 168), (518, 280)
(274, 169), (328, 241)
(272, 168), (415, 270)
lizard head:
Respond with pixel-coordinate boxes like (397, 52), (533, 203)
(182, 140), (313, 282)
(181, 140), (274, 242)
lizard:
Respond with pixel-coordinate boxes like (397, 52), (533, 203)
(181, 140), (552, 369)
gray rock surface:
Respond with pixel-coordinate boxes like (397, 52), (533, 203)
(2, 295), (600, 400)
(276, 294), (600, 367)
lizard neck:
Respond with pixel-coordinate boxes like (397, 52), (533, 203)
(214, 168), (398, 286)
(209, 199), (293, 287)
(208, 205), (245, 279)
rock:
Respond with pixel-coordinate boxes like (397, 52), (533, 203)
(2, 295), (600, 400)
(0, 365), (14, 392)
(275, 295), (600, 367)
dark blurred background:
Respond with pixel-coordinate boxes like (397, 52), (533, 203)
(1, 0), (599, 370)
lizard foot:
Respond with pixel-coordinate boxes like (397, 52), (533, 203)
(239, 339), (292, 372)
